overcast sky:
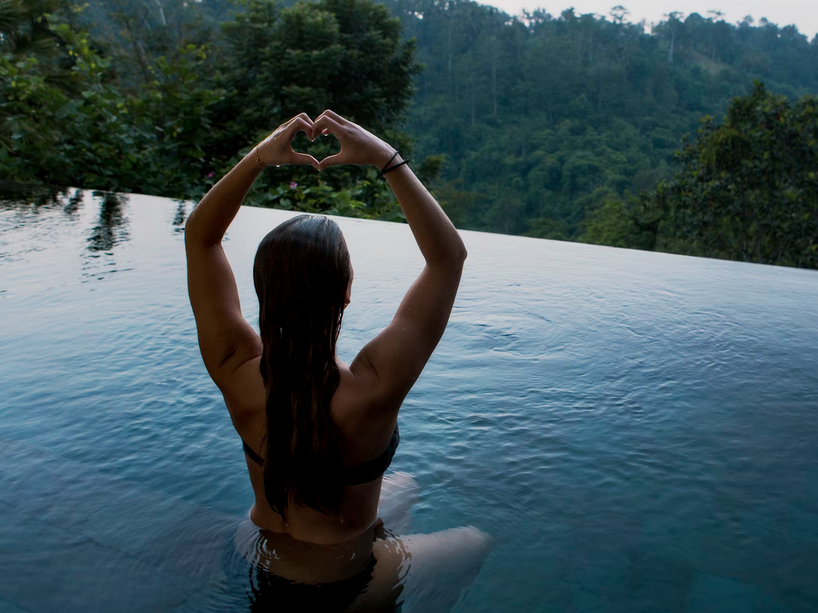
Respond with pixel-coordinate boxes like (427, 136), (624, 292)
(479, 0), (818, 40)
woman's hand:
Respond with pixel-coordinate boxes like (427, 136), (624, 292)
(311, 110), (397, 170)
(255, 113), (321, 169)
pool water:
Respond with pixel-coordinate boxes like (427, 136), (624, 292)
(1, 186), (817, 612)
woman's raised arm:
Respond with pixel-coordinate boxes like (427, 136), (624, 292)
(185, 114), (318, 393)
(312, 110), (468, 416)
(185, 114), (318, 247)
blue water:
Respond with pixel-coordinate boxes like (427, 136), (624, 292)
(1, 187), (817, 612)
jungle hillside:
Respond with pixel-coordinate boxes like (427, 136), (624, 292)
(2, 0), (817, 267)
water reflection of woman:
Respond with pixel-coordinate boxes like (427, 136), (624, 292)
(185, 111), (492, 611)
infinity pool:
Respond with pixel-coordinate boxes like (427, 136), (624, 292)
(1, 186), (817, 612)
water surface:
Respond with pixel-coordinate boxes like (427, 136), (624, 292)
(1, 186), (817, 612)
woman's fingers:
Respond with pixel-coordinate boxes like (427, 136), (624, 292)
(287, 112), (313, 127)
(274, 115), (319, 167)
(314, 109), (348, 128)
(316, 152), (346, 170)
(264, 110), (380, 170)
(311, 114), (344, 141)
(311, 114), (349, 169)
(285, 116), (313, 141)
(313, 108), (391, 168)
(289, 152), (321, 169)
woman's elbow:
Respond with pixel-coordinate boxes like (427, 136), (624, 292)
(183, 207), (216, 249)
(183, 221), (200, 251)
(454, 237), (468, 263)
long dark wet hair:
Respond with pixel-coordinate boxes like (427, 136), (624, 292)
(253, 214), (351, 520)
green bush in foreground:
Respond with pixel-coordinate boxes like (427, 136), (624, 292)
(0, 2), (221, 197)
(0, 0), (422, 220)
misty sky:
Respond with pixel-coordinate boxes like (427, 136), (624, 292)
(480, 0), (818, 40)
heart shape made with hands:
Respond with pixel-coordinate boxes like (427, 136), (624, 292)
(262, 110), (394, 171)
(293, 129), (339, 165)
(259, 113), (347, 170)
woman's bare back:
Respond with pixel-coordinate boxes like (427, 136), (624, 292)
(186, 110), (492, 610)
(229, 357), (398, 547)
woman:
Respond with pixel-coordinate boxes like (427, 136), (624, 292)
(185, 111), (492, 611)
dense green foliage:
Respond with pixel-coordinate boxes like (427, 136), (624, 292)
(209, 0), (420, 210)
(1, 0), (223, 193)
(638, 83), (818, 267)
(380, 0), (818, 246)
(3, 0), (818, 267)
(1, 0), (419, 218)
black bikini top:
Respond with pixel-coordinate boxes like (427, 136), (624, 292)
(241, 424), (400, 486)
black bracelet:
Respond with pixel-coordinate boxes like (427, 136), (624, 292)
(382, 159), (409, 176)
(380, 151), (399, 174)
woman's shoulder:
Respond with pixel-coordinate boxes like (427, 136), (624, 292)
(331, 361), (399, 455)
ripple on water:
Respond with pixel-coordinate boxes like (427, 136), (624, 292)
(1, 191), (818, 612)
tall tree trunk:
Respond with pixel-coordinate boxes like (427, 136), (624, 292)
(490, 37), (498, 119)
(447, 15), (452, 93)
(150, 0), (167, 27)
(470, 77), (475, 127)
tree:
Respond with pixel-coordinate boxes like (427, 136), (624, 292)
(581, 195), (656, 249)
(194, 0), (424, 218)
(213, 0), (420, 194)
(609, 5), (629, 25)
(1, 0), (221, 196)
(1, 0), (141, 185)
(640, 82), (818, 268)
(2, 0), (423, 220)
(0, 0), (89, 149)
(661, 11), (684, 64)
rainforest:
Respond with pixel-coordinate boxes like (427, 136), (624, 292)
(2, 0), (817, 267)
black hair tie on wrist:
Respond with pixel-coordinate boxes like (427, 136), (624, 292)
(382, 159), (409, 176)
(381, 151), (399, 174)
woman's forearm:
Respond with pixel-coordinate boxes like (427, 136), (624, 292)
(185, 151), (263, 247)
(385, 159), (467, 266)
(308, 110), (466, 266)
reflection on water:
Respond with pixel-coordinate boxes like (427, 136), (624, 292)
(0, 184), (84, 228)
(63, 189), (83, 218)
(0, 182), (67, 209)
(0, 185), (132, 257)
(0, 185), (82, 268)
(87, 192), (130, 252)
(173, 201), (189, 233)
